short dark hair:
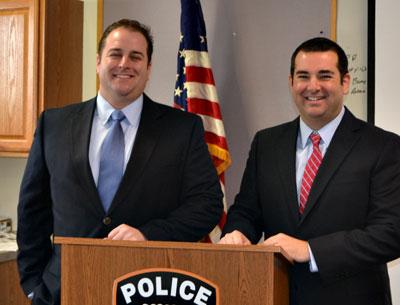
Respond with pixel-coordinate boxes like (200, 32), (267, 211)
(290, 37), (348, 83)
(97, 19), (154, 64)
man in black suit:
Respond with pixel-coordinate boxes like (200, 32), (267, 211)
(17, 19), (222, 305)
(220, 37), (400, 305)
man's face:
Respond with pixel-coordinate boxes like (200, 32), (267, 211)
(289, 51), (350, 130)
(96, 27), (151, 108)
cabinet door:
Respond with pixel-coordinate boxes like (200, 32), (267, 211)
(0, 259), (30, 305)
(0, 0), (38, 157)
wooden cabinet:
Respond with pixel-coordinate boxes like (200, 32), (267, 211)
(0, 0), (83, 157)
(0, 257), (30, 305)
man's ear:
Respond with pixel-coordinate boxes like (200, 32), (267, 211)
(96, 53), (101, 73)
(288, 75), (293, 88)
(342, 73), (351, 94)
(147, 62), (152, 80)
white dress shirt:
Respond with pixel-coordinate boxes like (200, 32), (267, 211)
(89, 93), (143, 185)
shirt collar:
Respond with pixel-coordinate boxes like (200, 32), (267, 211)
(298, 106), (345, 149)
(96, 93), (143, 128)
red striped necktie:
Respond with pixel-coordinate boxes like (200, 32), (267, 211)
(299, 132), (322, 214)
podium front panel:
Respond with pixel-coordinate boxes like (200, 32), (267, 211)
(56, 237), (289, 305)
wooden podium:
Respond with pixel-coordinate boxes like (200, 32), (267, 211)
(0, 254), (30, 305)
(54, 237), (290, 305)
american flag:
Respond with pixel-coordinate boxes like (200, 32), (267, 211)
(174, 0), (231, 243)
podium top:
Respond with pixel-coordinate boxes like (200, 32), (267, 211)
(54, 236), (291, 262)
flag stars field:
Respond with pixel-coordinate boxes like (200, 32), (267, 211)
(174, 87), (183, 97)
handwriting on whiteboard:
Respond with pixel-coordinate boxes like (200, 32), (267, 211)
(347, 53), (367, 95)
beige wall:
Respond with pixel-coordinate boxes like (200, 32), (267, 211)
(0, 158), (25, 230)
(82, 0), (98, 100)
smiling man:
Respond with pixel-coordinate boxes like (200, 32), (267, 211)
(96, 24), (152, 109)
(17, 19), (222, 305)
(219, 37), (400, 305)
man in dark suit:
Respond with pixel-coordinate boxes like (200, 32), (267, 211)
(17, 19), (222, 305)
(220, 37), (400, 305)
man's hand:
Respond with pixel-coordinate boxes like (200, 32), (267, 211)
(106, 224), (147, 241)
(263, 233), (309, 263)
(218, 230), (251, 245)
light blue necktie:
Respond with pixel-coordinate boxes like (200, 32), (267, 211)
(97, 110), (125, 212)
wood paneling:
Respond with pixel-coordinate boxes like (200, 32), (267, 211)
(39, 0), (83, 111)
(0, 259), (30, 305)
(56, 237), (290, 305)
(0, 0), (83, 157)
(0, 0), (37, 155)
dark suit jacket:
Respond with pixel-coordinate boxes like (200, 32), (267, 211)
(223, 109), (400, 305)
(17, 95), (223, 305)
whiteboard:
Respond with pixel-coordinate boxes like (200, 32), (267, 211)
(375, 1), (400, 135)
(336, 0), (368, 121)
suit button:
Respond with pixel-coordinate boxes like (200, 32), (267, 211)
(103, 217), (112, 225)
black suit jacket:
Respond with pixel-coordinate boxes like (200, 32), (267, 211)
(17, 95), (223, 305)
(223, 109), (400, 305)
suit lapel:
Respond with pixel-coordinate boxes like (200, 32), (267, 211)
(108, 96), (164, 213)
(276, 119), (300, 225)
(69, 98), (105, 216)
(300, 109), (363, 222)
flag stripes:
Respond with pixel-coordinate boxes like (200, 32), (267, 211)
(174, 0), (231, 242)
(185, 82), (219, 104)
(187, 98), (222, 119)
(184, 50), (212, 68)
